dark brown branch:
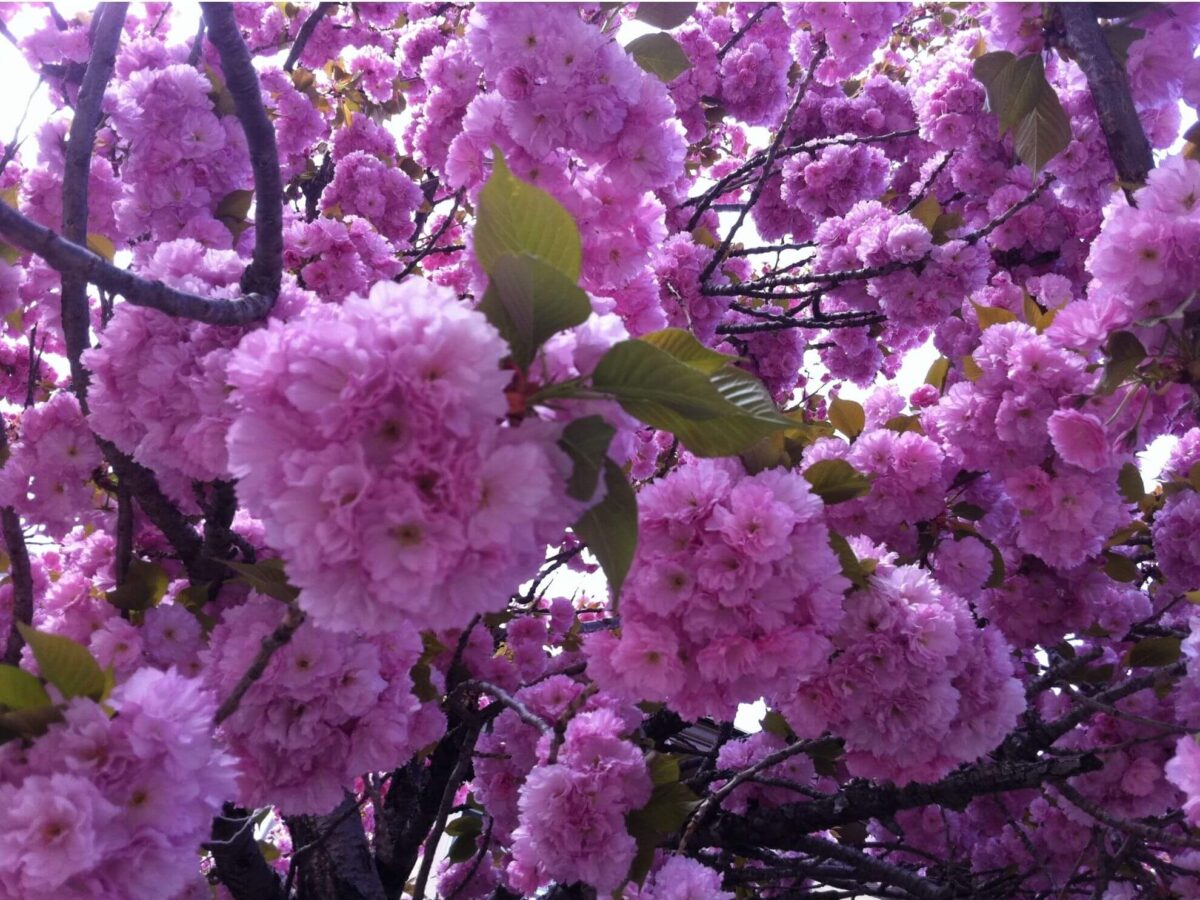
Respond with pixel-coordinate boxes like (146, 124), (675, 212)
(114, 482), (132, 586)
(61, 2), (127, 406)
(789, 834), (950, 900)
(705, 753), (1101, 851)
(287, 794), (386, 900)
(412, 726), (479, 900)
(214, 603), (306, 725)
(0, 500), (34, 665)
(97, 437), (212, 582)
(1055, 782), (1200, 850)
(283, 2), (335, 73)
(201, 4), (284, 300)
(0, 202), (277, 325)
(1059, 3), (1154, 187)
(206, 806), (287, 900)
(457, 679), (552, 735)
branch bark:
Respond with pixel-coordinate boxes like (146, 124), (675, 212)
(705, 753), (1102, 851)
(201, 3), (284, 299)
(61, 2), (127, 406)
(1060, 3), (1154, 186)
(283, 2), (335, 73)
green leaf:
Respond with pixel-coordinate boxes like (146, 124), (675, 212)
(883, 414), (923, 434)
(1102, 24), (1145, 68)
(475, 150), (581, 280)
(479, 253), (592, 369)
(215, 189), (254, 221)
(803, 459), (871, 505)
(0, 664), (51, 710)
(625, 32), (692, 83)
(972, 301), (1019, 330)
(445, 813), (484, 838)
(592, 339), (791, 457)
(446, 833), (478, 863)
(558, 415), (617, 503)
(1098, 331), (1146, 395)
(1127, 636), (1183, 668)
(974, 52), (1070, 172)
(17, 624), (105, 702)
(828, 397), (866, 440)
(1011, 75), (1071, 173)
(0, 705), (63, 745)
(1103, 552), (1140, 583)
(761, 710), (794, 741)
(980, 536), (1006, 589)
(640, 328), (735, 374)
(105, 559), (170, 613)
(973, 51), (1018, 117)
(951, 502), (986, 521)
(645, 752), (682, 787)
(1118, 462), (1145, 504)
(572, 459), (638, 603)
(222, 558), (300, 603)
(829, 532), (871, 590)
(635, 2), (696, 28)
(925, 356), (951, 392)
(626, 777), (701, 885)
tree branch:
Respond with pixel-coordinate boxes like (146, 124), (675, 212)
(0, 202), (278, 325)
(201, 3), (284, 299)
(283, 2), (335, 73)
(705, 754), (1102, 851)
(0, 492), (34, 665)
(214, 603), (306, 725)
(61, 2), (127, 406)
(1060, 3), (1154, 187)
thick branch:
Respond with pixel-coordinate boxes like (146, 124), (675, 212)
(705, 753), (1101, 850)
(1, 508), (34, 665)
(206, 806), (287, 900)
(0, 202), (277, 325)
(1060, 3), (1154, 186)
(61, 2), (127, 405)
(201, 3), (284, 299)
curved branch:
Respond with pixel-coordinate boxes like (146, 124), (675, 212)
(0, 202), (277, 325)
(201, 3), (284, 299)
(61, 2), (127, 404)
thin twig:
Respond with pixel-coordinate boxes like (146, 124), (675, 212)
(214, 604), (306, 725)
(457, 679), (552, 735)
(411, 726), (480, 900)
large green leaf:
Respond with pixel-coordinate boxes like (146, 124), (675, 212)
(803, 459), (872, 505)
(0, 664), (51, 710)
(828, 397), (866, 440)
(106, 559), (170, 613)
(974, 51), (1070, 172)
(593, 339), (738, 423)
(635, 2), (697, 28)
(1098, 330), (1146, 395)
(625, 761), (701, 885)
(640, 328), (735, 374)
(17, 624), (106, 702)
(474, 151), (581, 280)
(479, 253), (592, 369)
(572, 459), (638, 603)
(223, 558), (300, 603)
(1012, 79), (1071, 173)
(592, 339), (793, 457)
(558, 415), (617, 503)
(626, 32), (692, 83)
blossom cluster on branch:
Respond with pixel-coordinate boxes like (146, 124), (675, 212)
(1, 3), (1200, 900)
